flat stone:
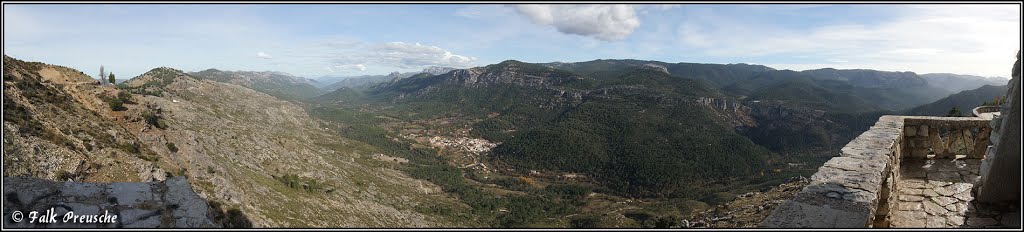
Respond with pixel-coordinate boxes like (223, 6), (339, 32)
(809, 165), (882, 193)
(121, 209), (162, 228)
(945, 204), (958, 212)
(107, 182), (155, 205)
(924, 200), (948, 216)
(953, 202), (969, 214)
(965, 217), (998, 227)
(902, 181), (929, 189)
(927, 217), (947, 228)
(923, 189), (939, 197)
(947, 215), (965, 226)
(901, 188), (924, 196)
(898, 202), (924, 211)
(893, 210), (928, 220)
(949, 183), (973, 194)
(933, 196), (958, 206)
(954, 191), (974, 202)
(891, 210), (928, 228)
(62, 182), (107, 199)
(933, 186), (957, 197)
(927, 180), (952, 187)
(759, 200), (871, 228)
(842, 189), (876, 203)
(899, 195), (925, 202)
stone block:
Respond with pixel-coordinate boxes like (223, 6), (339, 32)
(760, 200), (870, 228)
(932, 196), (957, 206)
(905, 127), (917, 137)
(107, 182), (155, 206)
(919, 125), (929, 136)
(923, 200), (948, 216)
(898, 195), (924, 202)
(897, 202), (923, 211)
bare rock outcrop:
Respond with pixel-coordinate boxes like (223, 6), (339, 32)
(3, 176), (218, 228)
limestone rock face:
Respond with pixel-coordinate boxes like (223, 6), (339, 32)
(2, 176), (218, 228)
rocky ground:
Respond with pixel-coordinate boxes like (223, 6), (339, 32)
(3, 56), (473, 228)
(683, 176), (810, 228)
(3, 176), (217, 228)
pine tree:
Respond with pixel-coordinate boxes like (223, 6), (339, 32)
(946, 107), (963, 117)
(99, 65), (106, 84)
(108, 72), (116, 85)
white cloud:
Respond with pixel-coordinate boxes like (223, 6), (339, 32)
(675, 5), (1021, 77)
(372, 42), (477, 69)
(256, 51), (273, 59)
(283, 39), (478, 74)
(334, 64), (366, 71)
(512, 4), (640, 42)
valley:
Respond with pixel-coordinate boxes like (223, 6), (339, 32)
(2, 55), (1011, 228)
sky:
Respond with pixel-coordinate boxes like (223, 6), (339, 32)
(3, 4), (1021, 80)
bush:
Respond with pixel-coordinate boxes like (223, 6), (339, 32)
(166, 142), (178, 153)
(274, 174), (332, 194)
(107, 97), (127, 111)
(143, 110), (167, 129)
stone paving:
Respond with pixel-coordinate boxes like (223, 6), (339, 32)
(890, 158), (1020, 228)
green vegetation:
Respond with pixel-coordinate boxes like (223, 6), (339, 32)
(143, 109), (167, 129)
(273, 174), (333, 194)
(108, 72), (116, 84)
(101, 91), (133, 111)
(166, 142), (178, 153)
(908, 85), (1009, 116)
(947, 107), (964, 117)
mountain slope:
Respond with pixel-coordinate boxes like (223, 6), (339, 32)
(337, 60), (775, 197)
(119, 67), (471, 227)
(3, 55), (167, 182)
(921, 73), (1010, 93)
(190, 69), (323, 101)
(4, 56), (472, 228)
(907, 84), (1009, 116)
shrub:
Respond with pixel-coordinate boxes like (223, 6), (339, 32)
(143, 110), (167, 129)
(166, 142), (178, 153)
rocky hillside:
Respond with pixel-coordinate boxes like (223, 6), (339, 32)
(921, 73), (1010, 93)
(3, 56), (472, 228)
(117, 67), (470, 227)
(3, 176), (218, 228)
(189, 69), (322, 101)
(908, 84), (1009, 116)
(3, 55), (167, 183)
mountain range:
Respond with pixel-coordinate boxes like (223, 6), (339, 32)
(3, 54), (1011, 228)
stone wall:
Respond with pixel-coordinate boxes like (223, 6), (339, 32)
(901, 117), (990, 159)
(2, 176), (219, 228)
(761, 116), (991, 228)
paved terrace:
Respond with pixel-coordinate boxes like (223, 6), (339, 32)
(760, 116), (1020, 228)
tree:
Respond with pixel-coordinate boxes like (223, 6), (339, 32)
(108, 72), (116, 85)
(99, 65), (106, 84)
(946, 107), (963, 117)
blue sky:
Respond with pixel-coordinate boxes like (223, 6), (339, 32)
(3, 4), (1020, 79)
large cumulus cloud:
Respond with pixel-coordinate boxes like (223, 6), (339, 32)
(513, 4), (641, 42)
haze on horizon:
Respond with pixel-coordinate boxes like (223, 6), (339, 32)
(3, 4), (1020, 79)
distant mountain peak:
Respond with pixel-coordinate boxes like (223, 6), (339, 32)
(421, 66), (457, 75)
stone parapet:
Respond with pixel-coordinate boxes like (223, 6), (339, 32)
(761, 115), (992, 228)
